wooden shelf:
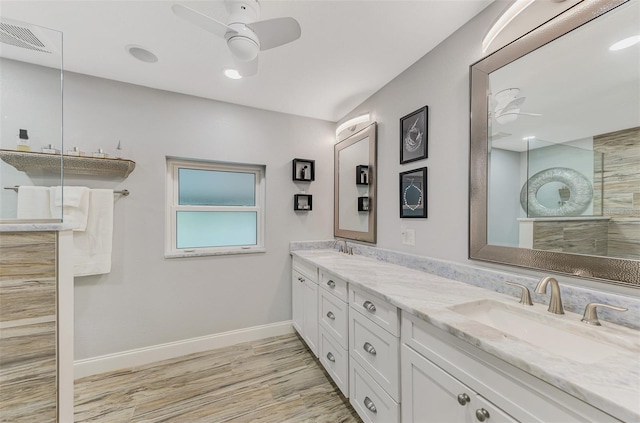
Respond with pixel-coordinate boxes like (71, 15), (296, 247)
(0, 149), (136, 178)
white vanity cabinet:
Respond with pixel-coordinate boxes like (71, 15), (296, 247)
(349, 286), (401, 423)
(401, 312), (621, 423)
(292, 257), (319, 357)
(402, 344), (515, 423)
(318, 271), (350, 396)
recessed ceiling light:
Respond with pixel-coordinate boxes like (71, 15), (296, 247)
(126, 45), (158, 63)
(609, 35), (640, 51)
(224, 69), (242, 80)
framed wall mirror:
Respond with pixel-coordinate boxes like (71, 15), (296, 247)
(470, 0), (639, 286)
(335, 122), (377, 243)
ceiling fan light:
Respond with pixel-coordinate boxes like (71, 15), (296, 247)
(227, 35), (259, 61)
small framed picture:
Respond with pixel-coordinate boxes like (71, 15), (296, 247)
(400, 167), (427, 218)
(400, 106), (428, 164)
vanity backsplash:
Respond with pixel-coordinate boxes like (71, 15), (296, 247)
(290, 241), (639, 330)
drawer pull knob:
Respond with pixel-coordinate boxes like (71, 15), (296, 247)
(457, 393), (470, 406)
(476, 408), (490, 421)
(326, 311), (336, 320)
(363, 301), (377, 313)
(298, 277), (305, 283)
(326, 352), (335, 362)
(364, 396), (377, 413)
(363, 342), (377, 355)
(327, 280), (336, 288)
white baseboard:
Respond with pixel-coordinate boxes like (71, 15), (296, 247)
(74, 321), (294, 380)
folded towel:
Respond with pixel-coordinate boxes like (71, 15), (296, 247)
(17, 186), (52, 220)
(49, 186), (90, 231)
(73, 189), (114, 277)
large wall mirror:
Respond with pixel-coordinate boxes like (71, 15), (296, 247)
(470, 0), (639, 286)
(335, 122), (377, 243)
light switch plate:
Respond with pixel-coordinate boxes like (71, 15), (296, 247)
(401, 226), (415, 246)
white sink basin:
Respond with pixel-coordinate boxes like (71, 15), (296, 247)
(449, 299), (620, 364)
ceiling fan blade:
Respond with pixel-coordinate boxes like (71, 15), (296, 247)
(496, 97), (525, 114)
(248, 17), (301, 51)
(172, 4), (235, 38)
(518, 112), (542, 116)
(234, 56), (258, 77)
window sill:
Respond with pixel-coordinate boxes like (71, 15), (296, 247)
(164, 247), (266, 259)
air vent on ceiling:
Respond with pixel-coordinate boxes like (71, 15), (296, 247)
(0, 21), (52, 53)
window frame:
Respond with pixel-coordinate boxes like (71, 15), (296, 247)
(165, 157), (266, 258)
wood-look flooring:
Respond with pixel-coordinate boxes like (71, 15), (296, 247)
(74, 333), (362, 422)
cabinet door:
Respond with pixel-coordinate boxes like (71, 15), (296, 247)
(401, 345), (518, 423)
(303, 279), (319, 357)
(292, 270), (305, 335)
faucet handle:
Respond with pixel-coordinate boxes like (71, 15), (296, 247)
(581, 303), (628, 326)
(505, 281), (533, 306)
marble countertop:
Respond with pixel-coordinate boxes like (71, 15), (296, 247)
(292, 249), (640, 422)
(0, 222), (75, 232)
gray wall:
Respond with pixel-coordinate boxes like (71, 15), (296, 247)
(4, 64), (335, 360)
(342, 3), (505, 262)
(488, 148), (521, 246)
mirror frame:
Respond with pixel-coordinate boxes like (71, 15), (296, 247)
(469, 0), (639, 286)
(334, 122), (377, 243)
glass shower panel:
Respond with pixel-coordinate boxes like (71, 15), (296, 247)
(0, 19), (63, 221)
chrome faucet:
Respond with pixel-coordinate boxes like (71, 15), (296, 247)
(535, 276), (564, 314)
(335, 239), (353, 255)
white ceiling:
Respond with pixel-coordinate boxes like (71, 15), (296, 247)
(489, 0), (639, 152)
(0, 0), (494, 122)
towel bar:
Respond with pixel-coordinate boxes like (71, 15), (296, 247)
(4, 185), (130, 196)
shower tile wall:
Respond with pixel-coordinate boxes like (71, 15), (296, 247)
(593, 127), (640, 259)
(0, 231), (57, 422)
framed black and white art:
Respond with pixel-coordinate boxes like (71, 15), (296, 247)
(400, 106), (428, 164)
(400, 167), (427, 218)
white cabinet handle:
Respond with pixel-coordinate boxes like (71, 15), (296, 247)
(327, 280), (336, 288)
(326, 352), (335, 362)
(363, 300), (377, 313)
(457, 393), (470, 406)
(364, 396), (377, 413)
(363, 342), (377, 355)
(476, 408), (490, 421)
(326, 311), (335, 320)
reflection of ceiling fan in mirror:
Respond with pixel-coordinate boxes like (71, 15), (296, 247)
(172, 0), (301, 77)
(491, 88), (542, 124)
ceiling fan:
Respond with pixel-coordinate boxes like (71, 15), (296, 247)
(491, 88), (542, 124)
(172, 0), (301, 77)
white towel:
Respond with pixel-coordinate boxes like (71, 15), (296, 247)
(17, 186), (52, 220)
(73, 189), (114, 277)
(49, 186), (90, 231)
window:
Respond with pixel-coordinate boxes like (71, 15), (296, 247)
(166, 158), (265, 257)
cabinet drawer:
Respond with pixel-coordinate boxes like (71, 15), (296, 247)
(350, 357), (400, 423)
(350, 308), (400, 401)
(320, 271), (348, 301)
(319, 327), (349, 397)
(350, 287), (399, 336)
(401, 312), (620, 422)
(401, 344), (517, 423)
(319, 288), (349, 349)
(292, 257), (317, 283)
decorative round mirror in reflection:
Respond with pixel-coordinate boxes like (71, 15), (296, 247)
(520, 167), (593, 216)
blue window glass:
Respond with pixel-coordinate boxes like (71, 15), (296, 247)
(178, 168), (256, 206)
(176, 211), (257, 249)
